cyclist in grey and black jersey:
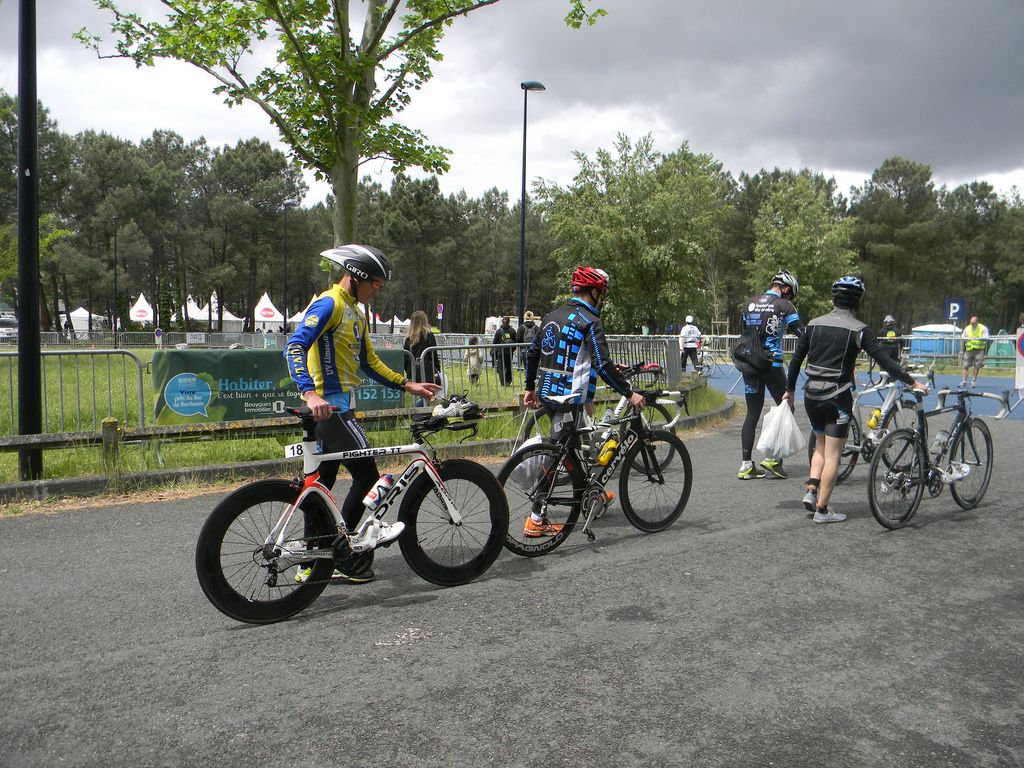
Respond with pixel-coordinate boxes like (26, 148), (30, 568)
(738, 270), (803, 480)
(784, 276), (928, 523)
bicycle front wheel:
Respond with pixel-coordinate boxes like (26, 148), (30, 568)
(949, 418), (993, 509)
(398, 459), (508, 586)
(702, 354), (716, 377)
(868, 429), (926, 530)
(619, 429), (692, 532)
(195, 479), (336, 624)
(497, 442), (585, 556)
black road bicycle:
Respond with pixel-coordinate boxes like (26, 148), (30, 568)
(498, 391), (693, 557)
(867, 386), (1009, 530)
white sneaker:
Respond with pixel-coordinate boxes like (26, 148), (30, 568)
(802, 489), (817, 512)
(350, 519), (406, 551)
(813, 508), (847, 524)
(376, 520), (405, 546)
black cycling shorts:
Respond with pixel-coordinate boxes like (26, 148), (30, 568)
(804, 390), (854, 439)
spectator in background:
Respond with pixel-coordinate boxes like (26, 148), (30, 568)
(678, 315), (702, 373)
(878, 315), (901, 363)
(466, 336), (483, 385)
(960, 315), (990, 388)
(492, 316), (516, 386)
(403, 310), (441, 403)
(516, 311), (539, 369)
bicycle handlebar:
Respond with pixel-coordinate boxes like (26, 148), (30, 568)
(935, 387), (1011, 419)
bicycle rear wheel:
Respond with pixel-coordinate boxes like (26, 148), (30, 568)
(701, 353), (716, 377)
(868, 429), (926, 530)
(398, 459), (508, 586)
(807, 416), (862, 485)
(619, 429), (692, 532)
(195, 479), (336, 624)
(949, 418), (993, 509)
(497, 442), (585, 556)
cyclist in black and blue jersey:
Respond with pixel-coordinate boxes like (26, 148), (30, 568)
(738, 270), (803, 480)
(521, 266), (645, 537)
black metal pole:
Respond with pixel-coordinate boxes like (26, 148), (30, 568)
(17, 0), (42, 480)
(518, 89), (528, 327)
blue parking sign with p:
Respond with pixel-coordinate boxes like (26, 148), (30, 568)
(945, 298), (966, 322)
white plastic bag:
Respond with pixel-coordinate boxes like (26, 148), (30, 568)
(756, 403), (806, 459)
(509, 436), (549, 489)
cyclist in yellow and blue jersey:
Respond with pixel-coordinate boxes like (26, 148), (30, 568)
(285, 244), (439, 584)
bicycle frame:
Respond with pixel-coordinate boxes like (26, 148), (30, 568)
(266, 436), (460, 570)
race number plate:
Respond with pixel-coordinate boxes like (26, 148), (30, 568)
(284, 442), (305, 458)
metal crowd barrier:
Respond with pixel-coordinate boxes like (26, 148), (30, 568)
(0, 349), (146, 436)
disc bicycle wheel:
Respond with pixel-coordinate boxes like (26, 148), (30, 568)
(398, 459), (508, 586)
(868, 429), (926, 530)
(807, 416), (862, 485)
(195, 479), (335, 624)
(497, 442), (585, 557)
(619, 429), (692, 532)
(948, 418), (993, 509)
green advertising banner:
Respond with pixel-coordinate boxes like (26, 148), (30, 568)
(152, 349), (407, 424)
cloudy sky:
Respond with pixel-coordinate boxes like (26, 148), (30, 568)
(2, 0), (1023, 205)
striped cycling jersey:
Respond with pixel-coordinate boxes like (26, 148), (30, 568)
(284, 284), (404, 411)
(742, 289), (802, 367)
(524, 297), (632, 405)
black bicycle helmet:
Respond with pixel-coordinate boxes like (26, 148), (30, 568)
(771, 270), (799, 299)
(832, 275), (866, 303)
(320, 244), (392, 282)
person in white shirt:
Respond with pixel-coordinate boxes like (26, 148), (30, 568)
(678, 315), (702, 373)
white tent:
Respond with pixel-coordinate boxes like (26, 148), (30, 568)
(171, 295), (209, 326)
(391, 315), (411, 328)
(128, 293), (154, 325)
(68, 306), (107, 330)
(253, 291), (284, 331)
(205, 293), (245, 332)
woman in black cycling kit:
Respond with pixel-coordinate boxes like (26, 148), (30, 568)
(783, 277), (928, 523)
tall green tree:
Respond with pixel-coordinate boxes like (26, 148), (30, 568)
(850, 157), (940, 326)
(747, 174), (857, 319)
(77, 0), (605, 245)
(539, 134), (734, 333)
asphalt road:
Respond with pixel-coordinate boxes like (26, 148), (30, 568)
(2, 406), (1022, 768)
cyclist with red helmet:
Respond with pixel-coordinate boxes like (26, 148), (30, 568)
(521, 266), (645, 537)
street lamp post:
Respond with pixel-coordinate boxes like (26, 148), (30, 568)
(111, 215), (119, 348)
(283, 200), (298, 332)
(519, 80), (545, 327)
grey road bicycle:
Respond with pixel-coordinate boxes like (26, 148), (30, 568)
(806, 364), (934, 485)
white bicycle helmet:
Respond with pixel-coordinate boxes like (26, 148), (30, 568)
(685, 315), (694, 324)
(320, 244), (392, 282)
(771, 270), (799, 299)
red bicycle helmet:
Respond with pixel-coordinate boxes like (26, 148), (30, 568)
(571, 266), (609, 293)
